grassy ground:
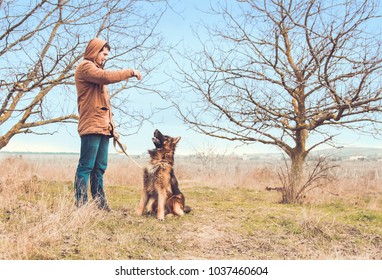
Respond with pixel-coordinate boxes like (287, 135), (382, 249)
(0, 172), (381, 260)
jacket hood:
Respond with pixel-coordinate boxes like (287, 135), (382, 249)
(84, 38), (107, 61)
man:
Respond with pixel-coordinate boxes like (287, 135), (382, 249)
(74, 38), (142, 211)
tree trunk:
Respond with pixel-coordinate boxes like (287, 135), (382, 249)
(282, 130), (307, 204)
(282, 154), (305, 203)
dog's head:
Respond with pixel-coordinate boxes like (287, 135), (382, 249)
(151, 129), (179, 148)
(148, 129), (181, 163)
(152, 129), (180, 151)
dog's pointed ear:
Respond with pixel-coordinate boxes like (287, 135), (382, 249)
(173, 137), (181, 145)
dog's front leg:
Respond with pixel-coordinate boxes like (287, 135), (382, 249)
(137, 168), (151, 215)
(157, 190), (166, 221)
(136, 188), (148, 215)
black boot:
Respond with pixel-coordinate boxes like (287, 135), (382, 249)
(94, 195), (111, 212)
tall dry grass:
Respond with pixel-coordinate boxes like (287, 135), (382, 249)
(0, 154), (381, 259)
(0, 153), (281, 189)
(0, 155), (129, 259)
(0, 158), (103, 259)
(1, 153), (381, 196)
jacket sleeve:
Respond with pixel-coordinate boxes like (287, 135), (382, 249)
(80, 61), (134, 85)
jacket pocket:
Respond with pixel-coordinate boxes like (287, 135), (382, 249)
(95, 106), (110, 130)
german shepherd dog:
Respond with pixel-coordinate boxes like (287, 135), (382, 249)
(136, 129), (191, 220)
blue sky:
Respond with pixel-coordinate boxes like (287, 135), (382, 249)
(2, 0), (382, 155)
(2, 0), (235, 155)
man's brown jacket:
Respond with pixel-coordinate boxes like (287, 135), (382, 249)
(75, 38), (135, 137)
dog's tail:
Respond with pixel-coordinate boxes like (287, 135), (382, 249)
(184, 205), (192, 214)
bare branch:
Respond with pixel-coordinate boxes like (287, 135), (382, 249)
(0, 0), (169, 150)
(172, 0), (382, 203)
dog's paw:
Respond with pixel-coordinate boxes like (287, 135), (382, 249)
(157, 214), (165, 221)
(135, 208), (144, 216)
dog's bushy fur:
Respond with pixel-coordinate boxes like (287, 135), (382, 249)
(136, 129), (191, 220)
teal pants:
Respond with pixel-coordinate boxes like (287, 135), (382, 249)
(74, 134), (110, 208)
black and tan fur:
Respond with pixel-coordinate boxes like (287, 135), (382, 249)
(136, 129), (191, 220)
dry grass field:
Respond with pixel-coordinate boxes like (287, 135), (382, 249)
(0, 153), (381, 260)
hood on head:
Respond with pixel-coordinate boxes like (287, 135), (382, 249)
(84, 38), (108, 61)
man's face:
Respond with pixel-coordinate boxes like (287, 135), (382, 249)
(95, 48), (109, 66)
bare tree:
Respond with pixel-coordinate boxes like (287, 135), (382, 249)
(173, 0), (382, 203)
(276, 155), (338, 203)
(0, 0), (168, 150)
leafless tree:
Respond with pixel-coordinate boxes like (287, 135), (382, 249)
(276, 155), (338, 203)
(0, 0), (169, 150)
(173, 0), (382, 203)
(192, 141), (228, 177)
